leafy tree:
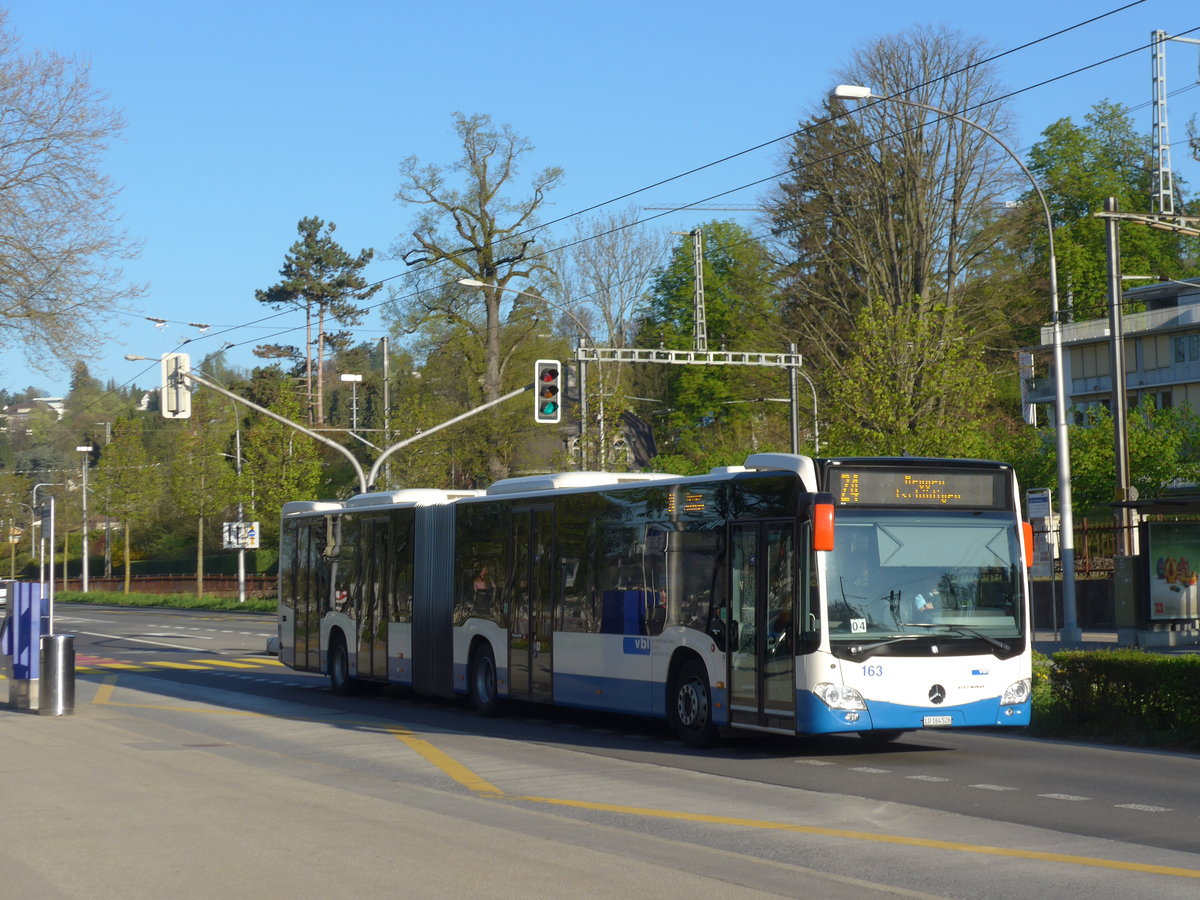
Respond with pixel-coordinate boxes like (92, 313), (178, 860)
(91, 416), (161, 592)
(254, 216), (379, 425)
(386, 287), (571, 488)
(239, 368), (323, 536)
(1066, 404), (1200, 517)
(821, 297), (993, 456)
(389, 112), (563, 480)
(0, 13), (144, 374)
(168, 394), (236, 597)
(635, 222), (790, 466)
(1025, 101), (1199, 322)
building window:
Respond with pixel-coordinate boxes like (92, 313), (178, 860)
(1143, 390), (1172, 410)
(1173, 334), (1200, 365)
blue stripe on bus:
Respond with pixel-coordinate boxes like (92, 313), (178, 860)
(796, 691), (1031, 733)
(554, 672), (655, 715)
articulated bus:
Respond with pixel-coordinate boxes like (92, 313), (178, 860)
(278, 453), (1033, 746)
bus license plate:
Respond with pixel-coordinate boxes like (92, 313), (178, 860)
(923, 715), (953, 727)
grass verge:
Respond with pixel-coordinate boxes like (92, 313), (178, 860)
(56, 590), (275, 615)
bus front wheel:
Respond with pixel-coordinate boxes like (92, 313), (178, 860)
(470, 644), (500, 717)
(670, 659), (717, 748)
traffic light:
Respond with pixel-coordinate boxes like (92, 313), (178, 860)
(160, 352), (192, 419)
(534, 359), (561, 424)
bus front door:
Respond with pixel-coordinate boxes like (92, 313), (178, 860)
(509, 506), (554, 703)
(729, 522), (796, 733)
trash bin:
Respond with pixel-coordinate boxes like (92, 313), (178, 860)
(40, 633), (75, 716)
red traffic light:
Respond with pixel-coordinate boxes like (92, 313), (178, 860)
(534, 359), (562, 424)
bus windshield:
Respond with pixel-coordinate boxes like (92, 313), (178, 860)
(825, 509), (1024, 643)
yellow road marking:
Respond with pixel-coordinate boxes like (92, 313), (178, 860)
(86, 675), (1200, 880)
(93, 676), (117, 704)
(389, 731), (502, 796)
(519, 796), (1200, 879)
(238, 657), (285, 666)
(195, 660), (259, 669)
(92, 675), (261, 716)
(147, 661), (209, 670)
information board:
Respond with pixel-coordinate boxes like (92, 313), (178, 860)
(833, 467), (1005, 509)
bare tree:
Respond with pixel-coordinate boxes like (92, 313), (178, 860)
(554, 207), (669, 467)
(0, 13), (143, 371)
(391, 112), (562, 479)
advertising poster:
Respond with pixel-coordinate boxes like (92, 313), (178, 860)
(1146, 522), (1200, 620)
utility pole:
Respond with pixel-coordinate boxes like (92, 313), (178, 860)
(381, 336), (391, 489)
(1150, 30), (1200, 216)
(76, 445), (93, 592)
(1103, 198), (1135, 556)
(671, 229), (707, 351)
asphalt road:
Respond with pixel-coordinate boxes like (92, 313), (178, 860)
(1, 603), (1198, 898)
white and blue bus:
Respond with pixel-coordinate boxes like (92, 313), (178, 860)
(278, 453), (1034, 746)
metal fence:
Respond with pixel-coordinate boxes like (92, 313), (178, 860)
(1033, 517), (1143, 578)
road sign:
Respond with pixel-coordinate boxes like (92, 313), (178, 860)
(222, 521), (260, 550)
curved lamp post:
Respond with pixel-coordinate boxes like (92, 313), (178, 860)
(831, 84), (1078, 638)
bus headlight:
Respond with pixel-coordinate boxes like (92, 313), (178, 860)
(814, 682), (866, 711)
(1001, 678), (1030, 706)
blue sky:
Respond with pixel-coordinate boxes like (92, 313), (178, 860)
(2, 0), (1197, 397)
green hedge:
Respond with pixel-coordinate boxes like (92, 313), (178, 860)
(1036, 649), (1200, 749)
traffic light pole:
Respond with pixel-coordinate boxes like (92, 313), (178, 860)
(367, 383), (533, 489)
(178, 368), (372, 494)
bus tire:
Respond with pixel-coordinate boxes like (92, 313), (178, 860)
(671, 659), (717, 748)
(470, 644), (500, 717)
(329, 635), (354, 696)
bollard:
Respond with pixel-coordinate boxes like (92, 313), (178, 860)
(40, 633), (75, 716)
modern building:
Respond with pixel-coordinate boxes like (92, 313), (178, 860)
(1024, 277), (1200, 424)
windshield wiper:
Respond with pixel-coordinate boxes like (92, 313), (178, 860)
(843, 634), (922, 655)
(904, 622), (1011, 652)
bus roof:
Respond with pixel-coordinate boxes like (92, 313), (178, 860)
(486, 471), (676, 495)
(281, 500), (343, 517)
(343, 488), (481, 509)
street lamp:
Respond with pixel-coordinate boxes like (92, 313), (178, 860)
(832, 84), (1079, 638)
(340, 373), (363, 432)
(76, 445), (92, 593)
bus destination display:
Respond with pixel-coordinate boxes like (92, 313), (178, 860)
(835, 468), (1003, 509)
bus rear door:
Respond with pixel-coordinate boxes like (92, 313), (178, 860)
(509, 505), (555, 703)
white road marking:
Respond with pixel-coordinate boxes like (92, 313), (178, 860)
(70, 630), (215, 652)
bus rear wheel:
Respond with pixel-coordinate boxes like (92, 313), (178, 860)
(470, 644), (500, 717)
(329, 636), (354, 696)
(670, 659), (717, 748)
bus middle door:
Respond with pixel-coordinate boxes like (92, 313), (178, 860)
(509, 505), (555, 703)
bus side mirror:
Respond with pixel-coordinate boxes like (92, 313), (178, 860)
(1022, 521), (1034, 569)
(813, 493), (835, 552)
